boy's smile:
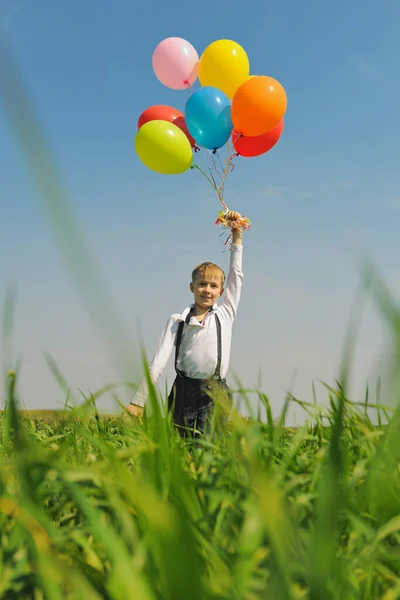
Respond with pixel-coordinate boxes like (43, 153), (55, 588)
(190, 276), (224, 313)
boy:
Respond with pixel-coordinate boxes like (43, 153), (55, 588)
(126, 227), (243, 435)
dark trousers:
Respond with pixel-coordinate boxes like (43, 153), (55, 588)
(168, 375), (232, 438)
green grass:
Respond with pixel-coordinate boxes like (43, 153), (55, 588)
(1, 370), (400, 600)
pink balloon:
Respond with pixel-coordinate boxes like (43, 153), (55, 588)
(152, 37), (199, 90)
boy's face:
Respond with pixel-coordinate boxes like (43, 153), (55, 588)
(190, 274), (224, 310)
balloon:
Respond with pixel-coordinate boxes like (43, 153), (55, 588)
(185, 87), (232, 150)
(137, 105), (197, 148)
(233, 119), (284, 158)
(135, 120), (193, 174)
(198, 39), (250, 100)
(152, 37), (199, 90)
(137, 105), (182, 129)
(172, 116), (197, 149)
(232, 75), (287, 136)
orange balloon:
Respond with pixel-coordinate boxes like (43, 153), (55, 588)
(232, 75), (287, 137)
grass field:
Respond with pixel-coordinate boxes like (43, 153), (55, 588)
(1, 368), (400, 600)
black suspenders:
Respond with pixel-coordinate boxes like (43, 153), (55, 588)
(174, 309), (222, 380)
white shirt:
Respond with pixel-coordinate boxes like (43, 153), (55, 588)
(131, 244), (243, 407)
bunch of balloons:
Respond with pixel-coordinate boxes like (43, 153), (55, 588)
(135, 36), (287, 238)
(135, 37), (287, 175)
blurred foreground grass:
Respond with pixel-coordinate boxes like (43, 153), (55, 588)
(1, 370), (400, 600)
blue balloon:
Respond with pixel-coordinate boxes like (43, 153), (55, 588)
(185, 87), (233, 150)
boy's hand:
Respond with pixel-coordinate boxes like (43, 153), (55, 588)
(231, 228), (243, 245)
(126, 403), (144, 419)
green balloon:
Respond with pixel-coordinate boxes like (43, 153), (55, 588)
(135, 120), (193, 174)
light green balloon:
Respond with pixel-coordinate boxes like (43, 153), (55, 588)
(135, 120), (193, 174)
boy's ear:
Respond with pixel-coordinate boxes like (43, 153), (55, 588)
(190, 282), (194, 293)
(219, 287), (224, 297)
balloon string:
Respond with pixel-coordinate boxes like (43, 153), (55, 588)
(211, 153), (230, 211)
(228, 152), (239, 171)
(209, 151), (223, 184)
(191, 164), (228, 211)
(209, 169), (218, 190)
(232, 130), (243, 144)
(191, 164), (216, 190)
(191, 144), (237, 213)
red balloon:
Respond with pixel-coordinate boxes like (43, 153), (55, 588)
(171, 115), (197, 149)
(232, 119), (284, 158)
(137, 104), (197, 148)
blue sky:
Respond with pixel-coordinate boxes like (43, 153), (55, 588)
(1, 0), (399, 420)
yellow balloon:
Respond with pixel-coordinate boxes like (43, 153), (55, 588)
(135, 120), (193, 174)
(198, 39), (250, 100)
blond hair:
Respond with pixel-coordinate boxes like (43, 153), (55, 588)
(192, 262), (225, 286)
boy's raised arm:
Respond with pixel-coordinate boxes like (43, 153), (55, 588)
(231, 228), (243, 246)
(218, 227), (243, 320)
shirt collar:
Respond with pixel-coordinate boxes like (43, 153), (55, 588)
(177, 303), (218, 324)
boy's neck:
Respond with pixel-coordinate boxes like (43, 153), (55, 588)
(192, 305), (212, 320)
